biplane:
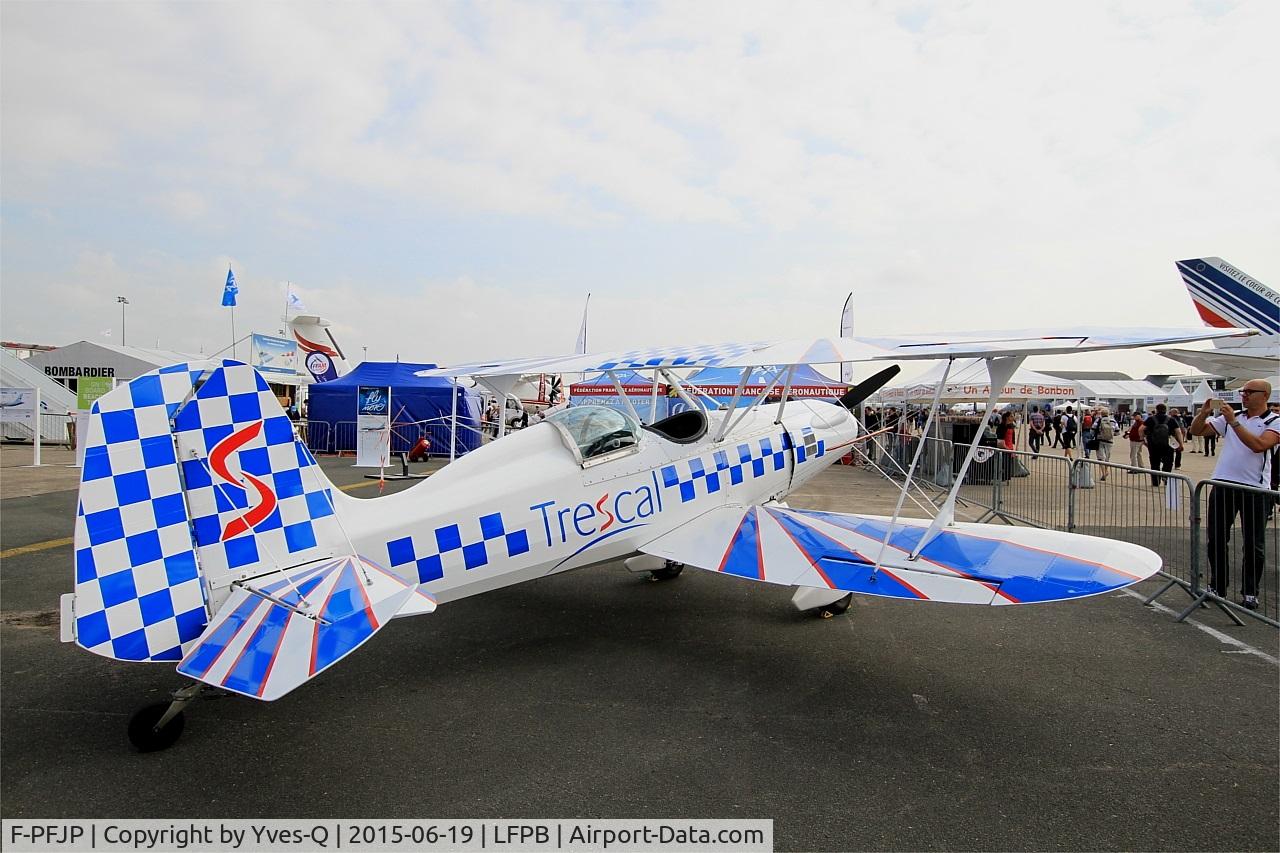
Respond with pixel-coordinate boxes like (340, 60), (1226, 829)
(59, 325), (1253, 750)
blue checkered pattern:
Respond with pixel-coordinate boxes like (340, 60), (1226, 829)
(172, 364), (343, 578)
(590, 341), (768, 372)
(73, 360), (345, 663)
(384, 512), (531, 584)
(795, 425), (825, 464)
(73, 363), (225, 661)
(660, 433), (791, 503)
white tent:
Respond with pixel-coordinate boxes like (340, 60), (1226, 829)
(1071, 379), (1169, 401)
(1191, 379), (1216, 403)
(1165, 380), (1192, 409)
(881, 358), (1079, 403)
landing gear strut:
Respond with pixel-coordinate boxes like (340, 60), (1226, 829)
(649, 561), (685, 582)
(816, 593), (853, 618)
(127, 683), (204, 752)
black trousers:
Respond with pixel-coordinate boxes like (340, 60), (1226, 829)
(1207, 484), (1270, 597)
(1029, 430), (1043, 453)
(1148, 444), (1174, 485)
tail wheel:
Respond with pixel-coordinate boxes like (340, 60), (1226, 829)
(127, 702), (186, 752)
(649, 562), (685, 582)
(817, 594), (853, 618)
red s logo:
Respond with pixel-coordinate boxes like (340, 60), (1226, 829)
(209, 421), (278, 540)
(595, 493), (614, 532)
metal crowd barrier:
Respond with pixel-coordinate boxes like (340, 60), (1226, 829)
(333, 421), (357, 454)
(1, 412), (74, 446)
(1069, 458), (1196, 597)
(319, 418), (485, 458)
(301, 420), (330, 454)
(1176, 479), (1279, 628)
(870, 435), (954, 496)
(985, 449), (1074, 530)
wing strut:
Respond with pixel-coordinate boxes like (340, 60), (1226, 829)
(873, 357), (955, 572)
(658, 368), (703, 412)
(724, 365), (787, 436)
(606, 370), (642, 424)
(907, 355), (1024, 560)
(773, 365), (797, 425)
(712, 367), (753, 441)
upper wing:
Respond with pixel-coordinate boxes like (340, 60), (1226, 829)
(639, 505), (1160, 605)
(419, 327), (1253, 377)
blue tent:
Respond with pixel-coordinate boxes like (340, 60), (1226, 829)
(305, 362), (484, 456)
(684, 365), (845, 408)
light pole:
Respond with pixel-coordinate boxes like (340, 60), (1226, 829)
(117, 296), (129, 346)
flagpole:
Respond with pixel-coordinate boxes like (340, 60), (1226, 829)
(231, 307), (236, 359)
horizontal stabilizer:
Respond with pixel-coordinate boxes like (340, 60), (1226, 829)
(640, 506), (1159, 605)
(177, 556), (433, 700)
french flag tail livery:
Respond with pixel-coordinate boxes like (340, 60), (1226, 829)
(1176, 257), (1279, 336)
(639, 505), (1162, 604)
(288, 315), (352, 383)
(64, 360), (414, 684)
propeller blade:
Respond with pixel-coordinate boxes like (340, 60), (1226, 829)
(838, 365), (901, 410)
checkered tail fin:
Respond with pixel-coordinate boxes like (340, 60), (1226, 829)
(68, 360), (366, 666)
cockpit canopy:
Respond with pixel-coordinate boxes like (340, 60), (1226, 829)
(545, 405), (642, 464)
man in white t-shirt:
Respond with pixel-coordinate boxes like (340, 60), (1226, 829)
(1188, 380), (1280, 611)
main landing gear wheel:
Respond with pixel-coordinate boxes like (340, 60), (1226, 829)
(127, 703), (186, 752)
(817, 594), (853, 618)
(649, 561), (685, 582)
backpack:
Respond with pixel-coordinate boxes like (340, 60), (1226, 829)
(1098, 418), (1115, 441)
(1063, 414), (1077, 435)
(1146, 414), (1170, 448)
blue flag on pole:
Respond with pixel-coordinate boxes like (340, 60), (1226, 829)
(222, 267), (238, 307)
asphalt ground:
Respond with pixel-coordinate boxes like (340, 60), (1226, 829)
(1, 452), (1278, 852)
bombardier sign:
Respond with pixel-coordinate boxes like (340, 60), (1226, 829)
(44, 366), (116, 378)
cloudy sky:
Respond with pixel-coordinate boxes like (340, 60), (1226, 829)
(2, 1), (1277, 380)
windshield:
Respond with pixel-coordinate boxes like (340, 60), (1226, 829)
(546, 405), (641, 461)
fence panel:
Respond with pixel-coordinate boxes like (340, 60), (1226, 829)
(987, 449), (1074, 530)
(301, 420), (330, 454)
(1187, 479), (1279, 627)
(2, 412), (73, 446)
(867, 434), (954, 496)
(333, 421), (357, 454)
(947, 443), (1000, 516)
(1069, 459), (1196, 599)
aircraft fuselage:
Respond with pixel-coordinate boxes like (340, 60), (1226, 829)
(335, 400), (858, 604)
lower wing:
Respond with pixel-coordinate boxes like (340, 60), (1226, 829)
(640, 505), (1159, 605)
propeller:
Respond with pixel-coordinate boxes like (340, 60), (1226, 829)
(838, 365), (901, 411)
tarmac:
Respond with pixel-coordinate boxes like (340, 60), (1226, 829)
(1, 442), (1277, 851)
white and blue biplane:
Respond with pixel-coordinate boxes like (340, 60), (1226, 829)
(59, 325), (1253, 750)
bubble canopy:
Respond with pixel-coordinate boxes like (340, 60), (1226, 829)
(545, 405), (641, 463)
